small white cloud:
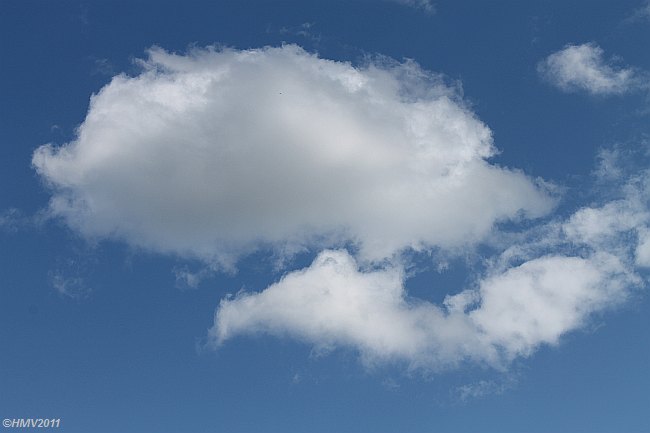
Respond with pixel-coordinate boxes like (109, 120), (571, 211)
(91, 57), (116, 76)
(0, 208), (23, 232)
(0, 207), (45, 232)
(623, 1), (650, 24)
(278, 22), (321, 44)
(538, 43), (637, 95)
(172, 266), (212, 289)
(454, 377), (515, 402)
(470, 252), (632, 359)
(381, 377), (400, 390)
(51, 271), (91, 299)
(564, 201), (646, 248)
(640, 1), (650, 19)
(389, 0), (435, 13)
(594, 147), (624, 181)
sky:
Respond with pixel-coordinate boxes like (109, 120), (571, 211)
(1, 1), (650, 432)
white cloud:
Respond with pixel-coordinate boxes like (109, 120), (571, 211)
(33, 44), (649, 374)
(33, 45), (552, 266)
(211, 249), (492, 370)
(470, 253), (632, 358)
(640, 1), (650, 19)
(51, 271), (91, 299)
(538, 43), (637, 95)
(389, 0), (435, 13)
(453, 377), (516, 402)
(624, 1), (650, 24)
(0, 207), (45, 232)
(594, 147), (625, 181)
(0, 208), (23, 232)
(211, 248), (637, 371)
(173, 265), (213, 290)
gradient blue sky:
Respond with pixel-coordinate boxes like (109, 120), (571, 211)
(1, 1), (650, 432)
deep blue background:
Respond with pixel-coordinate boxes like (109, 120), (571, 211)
(1, 1), (649, 432)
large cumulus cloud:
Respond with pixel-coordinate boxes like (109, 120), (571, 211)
(33, 45), (553, 266)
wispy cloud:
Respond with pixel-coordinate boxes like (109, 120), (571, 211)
(278, 22), (321, 44)
(623, 0), (650, 24)
(389, 0), (435, 14)
(0, 208), (25, 232)
(172, 265), (213, 290)
(538, 43), (640, 95)
(0, 207), (46, 232)
(50, 270), (91, 300)
(90, 57), (116, 76)
(453, 376), (517, 402)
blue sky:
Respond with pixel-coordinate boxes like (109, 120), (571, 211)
(1, 1), (650, 432)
